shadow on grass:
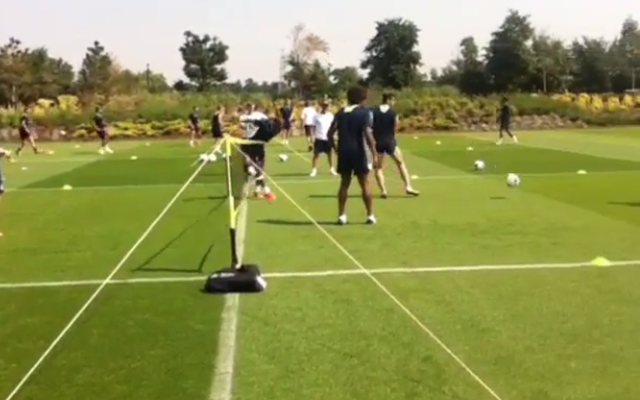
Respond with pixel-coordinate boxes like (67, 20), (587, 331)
(608, 201), (640, 207)
(308, 194), (411, 199)
(257, 218), (371, 226)
(183, 195), (227, 202)
(133, 199), (225, 273)
(489, 196), (507, 200)
(257, 218), (336, 226)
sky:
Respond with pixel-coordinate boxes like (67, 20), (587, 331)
(1, 0), (635, 83)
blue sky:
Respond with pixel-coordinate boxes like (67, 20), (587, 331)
(1, 0), (635, 83)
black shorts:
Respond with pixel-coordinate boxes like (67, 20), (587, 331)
(97, 129), (108, 139)
(304, 125), (314, 136)
(282, 120), (292, 130)
(313, 139), (332, 155)
(212, 129), (223, 139)
(499, 120), (510, 130)
(375, 140), (397, 155)
(19, 130), (31, 140)
(241, 144), (265, 169)
(337, 150), (369, 176)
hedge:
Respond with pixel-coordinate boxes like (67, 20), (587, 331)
(1, 90), (639, 138)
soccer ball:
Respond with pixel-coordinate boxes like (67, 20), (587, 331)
(247, 165), (257, 176)
(198, 154), (208, 162)
(278, 154), (288, 162)
(506, 173), (521, 187)
(474, 160), (485, 171)
(207, 154), (217, 162)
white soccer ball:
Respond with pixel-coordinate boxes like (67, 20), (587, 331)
(506, 173), (521, 187)
(199, 154), (208, 162)
(474, 160), (485, 171)
(207, 154), (217, 162)
(278, 154), (288, 162)
(247, 165), (257, 176)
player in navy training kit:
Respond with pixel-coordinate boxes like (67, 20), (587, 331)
(188, 106), (201, 147)
(15, 107), (41, 156)
(279, 99), (294, 144)
(372, 93), (419, 198)
(328, 86), (378, 225)
(211, 105), (225, 155)
(496, 97), (518, 145)
(94, 107), (113, 154)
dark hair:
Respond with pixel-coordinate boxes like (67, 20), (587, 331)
(382, 93), (394, 103)
(501, 96), (508, 103)
(304, 100), (311, 107)
(95, 106), (101, 112)
(346, 86), (367, 105)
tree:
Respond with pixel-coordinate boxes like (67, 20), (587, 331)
(0, 37), (27, 105)
(455, 37), (490, 95)
(485, 10), (535, 92)
(609, 17), (640, 91)
(76, 41), (115, 101)
(531, 33), (571, 92)
(361, 18), (422, 89)
(570, 37), (612, 93)
(330, 66), (362, 93)
(179, 31), (229, 91)
(22, 47), (74, 103)
(283, 24), (330, 97)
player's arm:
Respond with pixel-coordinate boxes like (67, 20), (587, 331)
(364, 111), (378, 166)
(327, 115), (338, 152)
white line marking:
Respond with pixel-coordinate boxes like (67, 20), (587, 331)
(1, 259), (639, 290)
(2, 156), (209, 400)
(263, 173), (507, 400)
(209, 200), (247, 400)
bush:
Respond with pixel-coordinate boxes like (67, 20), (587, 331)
(1, 90), (640, 138)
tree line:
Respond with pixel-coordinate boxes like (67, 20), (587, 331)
(1, 9), (639, 107)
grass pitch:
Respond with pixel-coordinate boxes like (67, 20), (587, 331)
(1, 128), (640, 400)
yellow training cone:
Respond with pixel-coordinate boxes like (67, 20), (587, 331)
(591, 257), (612, 267)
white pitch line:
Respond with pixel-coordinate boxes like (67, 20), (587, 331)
(2, 259), (640, 290)
(2, 155), (209, 400)
(263, 173), (505, 400)
(209, 200), (247, 400)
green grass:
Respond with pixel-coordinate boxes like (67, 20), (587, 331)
(1, 129), (640, 400)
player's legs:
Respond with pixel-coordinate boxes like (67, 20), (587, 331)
(389, 146), (419, 196)
(98, 130), (113, 154)
(16, 132), (38, 155)
(304, 125), (314, 151)
(211, 131), (223, 155)
(281, 122), (291, 144)
(355, 165), (375, 224)
(252, 147), (275, 201)
(497, 122), (517, 144)
(310, 139), (321, 177)
(336, 153), (352, 224)
(27, 135), (40, 153)
(327, 150), (337, 175)
(374, 152), (388, 197)
(190, 127), (201, 147)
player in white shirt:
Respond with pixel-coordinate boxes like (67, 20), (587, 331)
(301, 101), (317, 152)
(0, 147), (14, 237)
(238, 104), (275, 201)
(310, 101), (337, 177)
